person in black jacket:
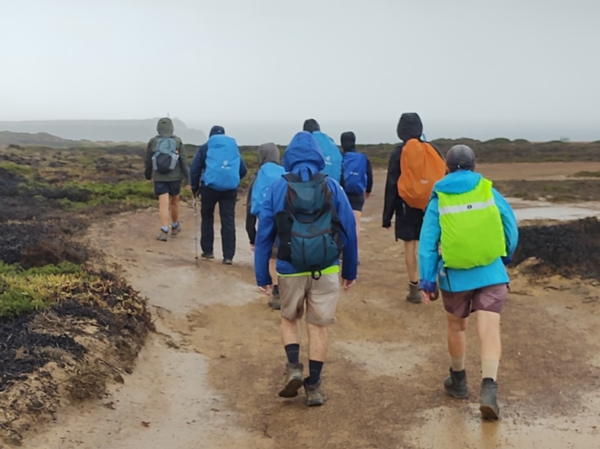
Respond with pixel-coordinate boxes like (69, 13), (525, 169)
(382, 113), (444, 303)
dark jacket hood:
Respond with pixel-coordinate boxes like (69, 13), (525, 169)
(303, 119), (321, 133)
(283, 131), (325, 178)
(209, 125), (225, 137)
(257, 142), (280, 166)
(397, 113), (423, 142)
(341, 131), (356, 152)
(157, 118), (174, 137)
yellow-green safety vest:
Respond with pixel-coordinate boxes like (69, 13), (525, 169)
(437, 178), (506, 269)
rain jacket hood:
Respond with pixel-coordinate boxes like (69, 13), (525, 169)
(157, 118), (174, 137)
(282, 131), (325, 178)
(341, 131), (356, 152)
(257, 142), (280, 166)
(397, 113), (423, 142)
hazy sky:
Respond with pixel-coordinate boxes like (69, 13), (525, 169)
(2, 0), (599, 144)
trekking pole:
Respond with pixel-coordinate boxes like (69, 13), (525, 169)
(193, 195), (199, 266)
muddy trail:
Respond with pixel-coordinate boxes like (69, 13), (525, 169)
(23, 175), (600, 449)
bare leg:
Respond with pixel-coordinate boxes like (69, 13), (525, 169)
(307, 323), (328, 362)
(477, 311), (501, 380)
(404, 240), (419, 283)
(447, 312), (468, 362)
(170, 194), (180, 224)
(158, 194), (170, 228)
(281, 317), (301, 346)
(269, 259), (278, 287)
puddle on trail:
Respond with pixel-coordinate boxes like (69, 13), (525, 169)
(407, 392), (600, 449)
(508, 199), (600, 222)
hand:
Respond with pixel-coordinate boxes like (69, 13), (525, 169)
(421, 290), (437, 305)
(342, 279), (356, 290)
(250, 244), (255, 252)
(365, 192), (371, 199)
(185, 185), (192, 192)
(383, 226), (390, 230)
(258, 285), (272, 295)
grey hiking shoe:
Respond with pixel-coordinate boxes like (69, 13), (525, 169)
(278, 363), (304, 398)
(223, 258), (233, 265)
(406, 283), (422, 303)
(201, 252), (214, 260)
(480, 378), (500, 420)
(156, 230), (168, 242)
(304, 378), (327, 406)
(444, 368), (469, 399)
(171, 224), (181, 236)
(268, 296), (281, 310)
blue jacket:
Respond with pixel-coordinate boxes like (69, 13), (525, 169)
(254, 131), (358, 286)
(419, 170), (519, 293)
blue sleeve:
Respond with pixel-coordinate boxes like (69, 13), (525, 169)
(418, 196), (441, 292)
(239, 157), (248, 180)
(329, 179), (358, 281)
(493, 189), (519, 263)
(190, 145), (206, 194)
(254, 186), (277, 286)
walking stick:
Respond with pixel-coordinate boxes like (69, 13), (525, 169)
(193, 195), (199, 266)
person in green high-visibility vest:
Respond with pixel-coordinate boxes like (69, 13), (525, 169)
(418, 145), (519, 421)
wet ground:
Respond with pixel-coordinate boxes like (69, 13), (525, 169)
(22, 168), (600, 449)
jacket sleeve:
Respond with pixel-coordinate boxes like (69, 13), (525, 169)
(383, 146), (401, 227)
(330, 180), (358, 281)
(254, 185), (277, 286)
(178, 140), (191, 186)
(418, 195), (441, 291)
(246, 174), (258, 244)
(239, 157), (248, 180)
(144, 138), (155, 180)
(493, 189), (519, 263)
(190, 145), (206, 194)
(366, 157), (373, 194)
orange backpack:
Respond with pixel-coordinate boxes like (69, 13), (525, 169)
(397, 139), (447, 210)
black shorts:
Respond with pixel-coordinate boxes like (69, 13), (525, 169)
(396, 203), (424, 242)
(154, 181), (182, 197)
(347, 194), (365, 212)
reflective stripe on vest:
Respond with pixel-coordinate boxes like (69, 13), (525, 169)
(437, 178), (506, 269)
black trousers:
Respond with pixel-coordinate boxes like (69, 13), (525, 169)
(200, 186), (237, 259)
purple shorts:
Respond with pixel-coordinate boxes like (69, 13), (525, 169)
(442, 284), (508, 319)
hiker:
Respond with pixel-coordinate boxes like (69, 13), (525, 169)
(382, 113), (446, 303)
(246, 142), (285, 309)
(303, 119), (343, 184)
(254, 131), (358, 407)
(419, 145), (519, 420)
(340, 131), (373, 259)
(190, 126), (247, 265)
(144, 117), (191, 241)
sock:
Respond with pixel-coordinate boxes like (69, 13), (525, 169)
(307, 360), (324, 385)
(172, 222), (179, 229)
(410, 281), (418, 286)
(161, 226), (169, 233)
(482, 359), (499, 381)
(284, 344), (300, 364)
(451, 356), (465, 372)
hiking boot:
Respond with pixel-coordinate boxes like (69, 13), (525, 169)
(156, 230), (168, 242)
(406, 283), (422, 303)
(201, 252), (214, 260)
(268, 296), (281, 310)
(444, 368), (469, 399)
(223, 258), (233, 265)
(480, 378), (500, 420)
(303, 378), (327, 406)
(171, 224), (181, 236)
(278, 363), (304, 398)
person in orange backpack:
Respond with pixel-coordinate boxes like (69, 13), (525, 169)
(383, 113), (445, 303)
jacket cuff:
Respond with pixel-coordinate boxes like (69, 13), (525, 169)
(501, 256), (513, 265)
(419, 280), (437, 293)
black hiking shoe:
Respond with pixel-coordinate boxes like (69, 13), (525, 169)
(278, 363), (304, 398)
(304, 378), (327, 407)
(480, 378), (500, 420)
(171, 224), (181, 236)
(223, 258), (233, 265)
(406, 283), (422, 303)
(444, 368), (469, 399)
(268, 296), (281, 310)
(201, 252), (214, 260)
(156, 230), (168, 242)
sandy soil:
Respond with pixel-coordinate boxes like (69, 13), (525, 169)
(24, 169), (600, 449)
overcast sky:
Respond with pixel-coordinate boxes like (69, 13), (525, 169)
(2, 0), (599, 144)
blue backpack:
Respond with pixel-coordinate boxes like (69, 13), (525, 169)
(275, 173), (343, 279)
(203, 135), (241, 191)
(312, 131), (343, 183)
(342, 152), (368, 195)
(250, 162), (285, 217)
(152, 137), (179, 174)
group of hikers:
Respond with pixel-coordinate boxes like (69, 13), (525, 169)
(144, 113), (519, 421)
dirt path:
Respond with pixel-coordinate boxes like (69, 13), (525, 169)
(26, 173), (600, 449)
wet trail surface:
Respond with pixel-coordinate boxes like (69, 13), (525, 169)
(25, 172), (600, 449)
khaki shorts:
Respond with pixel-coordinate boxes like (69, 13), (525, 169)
(442, 284), (508, 319)
(279, 273), (340, 326)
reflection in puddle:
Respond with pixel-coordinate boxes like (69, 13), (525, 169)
(508, 199), (600, 222)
